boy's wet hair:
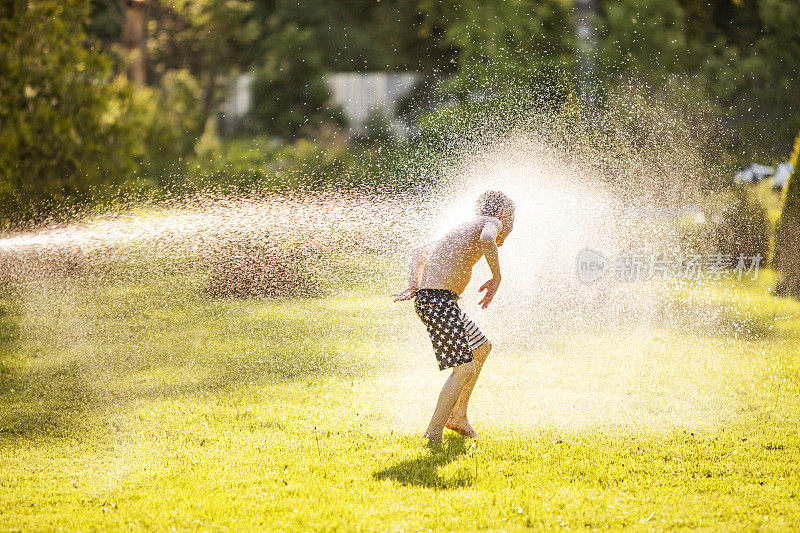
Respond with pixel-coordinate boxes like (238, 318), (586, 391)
(475, 190), (515, 218)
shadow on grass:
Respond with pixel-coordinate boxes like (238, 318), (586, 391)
(0, 287), (20, 388)
(0, 358), (105, 440)
(0, 345), (340, 440)
(373, 435), (474, 489)
(0, 277), (387, 441)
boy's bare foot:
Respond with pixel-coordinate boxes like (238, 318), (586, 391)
(423, 432), (443, 449)
(445, 415), (478, 438)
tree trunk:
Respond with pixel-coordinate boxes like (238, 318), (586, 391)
(121, 0), (148, 87)
(201, 65), (219, 130)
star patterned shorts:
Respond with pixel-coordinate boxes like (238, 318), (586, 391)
(414, 288), (488, 371)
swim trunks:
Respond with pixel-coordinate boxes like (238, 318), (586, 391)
(414, 288), (488, 370)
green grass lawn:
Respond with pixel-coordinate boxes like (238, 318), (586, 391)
(1, 273), (799, 531)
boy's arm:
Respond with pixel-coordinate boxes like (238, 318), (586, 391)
(408, 243), (433, 288)
(478, 219), (502, 308)
(392, 242), (432, 302)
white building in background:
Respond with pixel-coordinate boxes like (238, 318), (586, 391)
(733, 163), (774, 184)
(773, 162), (794, 190)
(219, 73), (254, 137)
(219, 71), (419, 138)
(324, 72), (419, 136)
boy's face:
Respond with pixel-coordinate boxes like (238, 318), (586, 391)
(496, 209), (514, 246)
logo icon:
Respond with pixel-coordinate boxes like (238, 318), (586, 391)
(576, 248), (608, 283)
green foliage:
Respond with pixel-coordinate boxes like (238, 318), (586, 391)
(246, 24), (344, 138)
(417, 0), (574, 127)
(253, 0), (455, 72)
(600, 0), (700, 80)
(598, 0), (800, 162)
(355, 109), (394, 145)
(138, 0), (452, 138)
(5, 0), (800, 221)
(779, 132), (800, 218)
(185, 137), (355, 190)
(0, 0), (145, 224)
(400, 1), (580, 157)
(713, 186), (771, 259)
(129, 69), (204, 185)
(732, 0), (800, 158)
(419, 0), (573, 73)
(675, 187), (771, 260)
(184, 135), (437, 194)
(411, 0), (800, 164)
(144, 0), (258, 120)
(772, 132), (800, 297)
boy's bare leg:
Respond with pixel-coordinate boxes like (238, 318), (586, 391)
(446, 341), (492, 437)
(423, 361), (476, 443)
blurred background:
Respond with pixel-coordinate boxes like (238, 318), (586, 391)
(2, 0), (800, 296)
(2, 1), (799, 206)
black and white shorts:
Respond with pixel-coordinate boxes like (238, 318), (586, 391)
(414, 288), (489, 370)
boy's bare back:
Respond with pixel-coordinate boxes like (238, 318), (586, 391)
(393, 191), (514, 309)
(420, 216), (504, 296)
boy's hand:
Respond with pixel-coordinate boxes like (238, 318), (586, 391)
(391, 287), (416, 302)
(478, 277), (500, 308)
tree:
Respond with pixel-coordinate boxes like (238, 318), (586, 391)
(241, 0), (456, 139)
(772, 132), (800, 298)
(246, 23), (343, 138)
(418, 0), (573, 95)
(599, 0), (698, 82)
(0, 0), (144, 224)
(597, 0), (800, 163)
(143, 0), (258, 125)
(411, 0), (575, 147)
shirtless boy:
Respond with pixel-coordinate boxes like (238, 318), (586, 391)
(392, 190), (515, 444)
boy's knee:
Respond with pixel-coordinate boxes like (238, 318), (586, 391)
(452, 360), (476, 382)
(472, 341), (491, 363)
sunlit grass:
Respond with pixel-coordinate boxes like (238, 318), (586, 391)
(1, 274), (799, 530)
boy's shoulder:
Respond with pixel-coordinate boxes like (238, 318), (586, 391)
(474, 215), (502, 229)
(429, 217), (500, 247)
(450, 216), (500, 236)
(477, 214), (501, 223)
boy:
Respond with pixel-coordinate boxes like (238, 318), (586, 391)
(392, 190), (515, 443)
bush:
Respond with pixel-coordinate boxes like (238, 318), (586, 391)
(0, 0), (145, 225)
(674, 188), (771, 260)
(185, 135), (431, 192)
(131, 69), (204, 186)
(245, 24), (344, 139)
(185, 136), (355, 191)
(710, 186), (771, 260)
